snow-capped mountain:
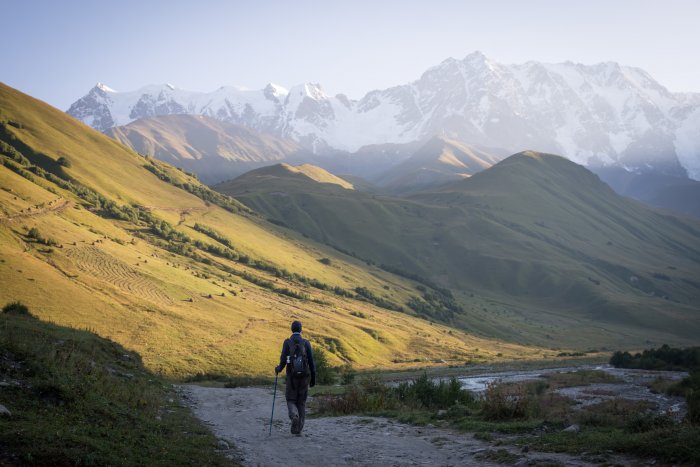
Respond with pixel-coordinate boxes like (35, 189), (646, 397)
(67, 52), (700, 179)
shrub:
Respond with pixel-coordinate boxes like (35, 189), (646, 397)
(340, 364), (356, 385)
(350, 310), (369, 319)
(26, 227), (58, 246)
(610, 345), (700, 371)
(2, 301), (32, 316)
(318, 257), (332, 265)
(314, 347), (336, 385)
(689, 388), (700, 424)
(192, 223), (234, 249)
(314, 373), (474, 415)
(481, 380), (531, 420)
(56, 156), (71, 168)
(394, 374), (473, 409)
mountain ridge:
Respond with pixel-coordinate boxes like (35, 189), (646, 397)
(67, 52), (700, 179)
(373, 136), (505, 192)
(105, 114), (307, 183)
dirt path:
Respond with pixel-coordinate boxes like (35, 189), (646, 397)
(0, 198), (71, 222)
(178, 385), (636, 467)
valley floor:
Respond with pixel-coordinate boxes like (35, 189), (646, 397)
(179, 385), (641, 467)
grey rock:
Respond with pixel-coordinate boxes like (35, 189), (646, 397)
(0, 404), (11, 416)
(217, 440), (230, 450)
(562, 424), (580, 433)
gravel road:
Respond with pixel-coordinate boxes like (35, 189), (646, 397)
(179, 385), (640, 467)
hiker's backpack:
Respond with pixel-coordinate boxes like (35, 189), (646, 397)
(288, 339), (309, 378)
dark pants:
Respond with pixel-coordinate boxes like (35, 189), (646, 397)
(285, 374), (309, 430)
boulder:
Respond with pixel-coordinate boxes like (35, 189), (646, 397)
(562, 424), (580, 433)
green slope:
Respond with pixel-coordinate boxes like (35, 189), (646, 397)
(218, 153), (700, 348)
(0, 306), (232, 465)
(0, 82), (548, 377)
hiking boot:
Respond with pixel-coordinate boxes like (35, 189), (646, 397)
(291, 415), (300, 435)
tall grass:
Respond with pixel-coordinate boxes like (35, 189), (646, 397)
(0, 304), (234, 465)
(313, 373), (474, 415)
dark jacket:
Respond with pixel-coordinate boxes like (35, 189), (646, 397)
(278, 332), (316, 379)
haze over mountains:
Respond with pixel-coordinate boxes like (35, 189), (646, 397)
(68, 52), (700, 180)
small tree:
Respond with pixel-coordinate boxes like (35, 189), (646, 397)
(2, 301), (32, 316)
(340, 364), (356, 385)
(314, 347), (335, 385)
(57, 156), (72, 168)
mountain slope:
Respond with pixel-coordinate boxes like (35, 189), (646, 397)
(224, 163), (354, 191)
(105, 114), (306, 183)
(374, 136), (505, 192)
(590, 166), (700, 219)
(219, 154), (700, 347)
(0, 82), (548, 376)
(67, 53), (700, 178)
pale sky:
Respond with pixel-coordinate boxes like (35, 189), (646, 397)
(3, 0), (699, 110)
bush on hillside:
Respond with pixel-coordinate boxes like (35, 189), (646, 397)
(2, 301), (32, 316)
(314, 347), (335, 385)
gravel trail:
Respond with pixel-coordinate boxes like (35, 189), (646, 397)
(179, 385), (639, 467)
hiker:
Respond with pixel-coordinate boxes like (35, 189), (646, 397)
(275, 320), (316, 435)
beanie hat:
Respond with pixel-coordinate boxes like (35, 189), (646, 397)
(291, 320), (302, 333)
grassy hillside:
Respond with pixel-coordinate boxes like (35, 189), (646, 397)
(0, 82), (550, 378)
(219, 152), (700, 348)
(0, 303), (233, 465)
(228, 163), (355, 191)
(106, 114), (306, 183)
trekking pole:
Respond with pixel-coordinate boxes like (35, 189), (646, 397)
(269, 373), (278, 436)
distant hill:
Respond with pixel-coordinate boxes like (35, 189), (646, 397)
(221, 163), (355, 192)
(590, 166), (700, 218)
(106, 114), (307, 183)
(1, 82), (544, 376)
(374, 136), (506, 192)
(219, 152), (700, 347)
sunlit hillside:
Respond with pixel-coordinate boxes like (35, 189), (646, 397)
(0, 83), (552, 377)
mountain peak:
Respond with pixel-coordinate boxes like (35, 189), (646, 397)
(95, 82), (116, 93)
(463, 50), (488, 61)
(264, 82), (288, 95)
(287, 82), (327, 101)
(232, 163), (354, 190)
(67, 53), (700, 179)
(462, 50), (492, 66)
